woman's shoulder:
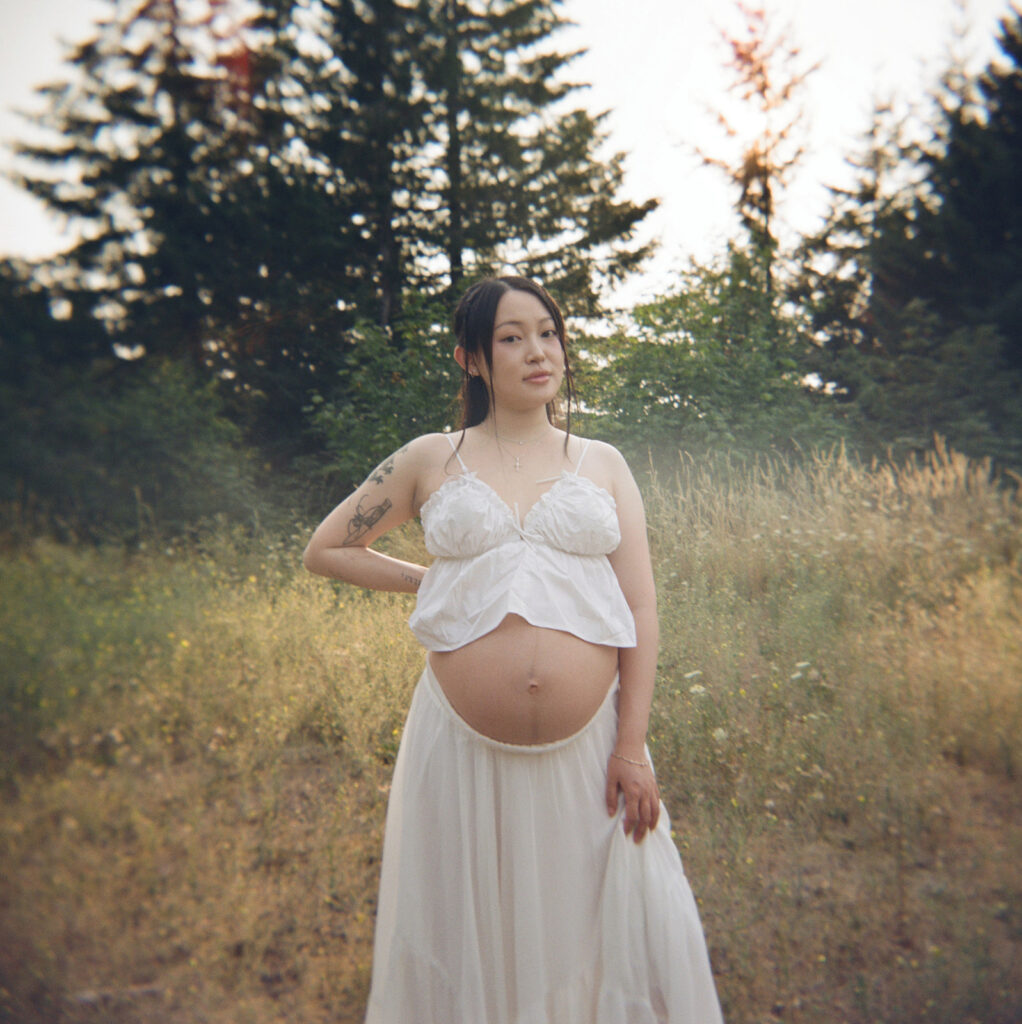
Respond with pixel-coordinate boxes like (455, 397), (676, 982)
(574, 435), (630, 471)
(399, 432), (461, 463)
(400, 433), (470, 506)
(566, 434), (633, 497)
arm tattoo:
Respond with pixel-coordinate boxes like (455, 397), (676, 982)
(400, 572), (422, 590)
(368, 460), (393, 485)
(342, 495), (392, 546)
(368, 444), (408, 485)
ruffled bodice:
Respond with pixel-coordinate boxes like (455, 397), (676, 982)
(408, 437), (637, 652)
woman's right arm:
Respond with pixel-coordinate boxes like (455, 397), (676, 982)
(302, 437), (432, 594)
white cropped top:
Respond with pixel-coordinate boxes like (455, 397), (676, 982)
(408, 435), (637, 652)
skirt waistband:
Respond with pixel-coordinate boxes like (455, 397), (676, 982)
(421, 660), (619, 755)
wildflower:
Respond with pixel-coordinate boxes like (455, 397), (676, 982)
(688, 684), (707, 696)
(712, 727), (728, 744)
(683, 670), (702, 680)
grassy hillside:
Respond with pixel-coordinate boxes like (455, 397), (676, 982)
(1, 442), (1020, 1023)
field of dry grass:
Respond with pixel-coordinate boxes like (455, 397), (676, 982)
(1, 441), (1020, 1023)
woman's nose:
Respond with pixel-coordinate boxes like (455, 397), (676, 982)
(524, 334), (544, 359)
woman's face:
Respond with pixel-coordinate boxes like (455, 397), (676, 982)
(476, 288), (565, 414)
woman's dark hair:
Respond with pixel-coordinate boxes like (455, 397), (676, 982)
(453, 276), (576, 434)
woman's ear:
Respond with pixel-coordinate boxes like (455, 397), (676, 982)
(454, 345), (477, 377)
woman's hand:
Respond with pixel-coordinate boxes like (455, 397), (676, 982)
(606, 750), (660, 844)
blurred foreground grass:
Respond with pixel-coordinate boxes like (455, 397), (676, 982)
(1, 441), (1020, 1023)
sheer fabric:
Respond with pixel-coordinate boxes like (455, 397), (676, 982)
(409, 436), (637, 652)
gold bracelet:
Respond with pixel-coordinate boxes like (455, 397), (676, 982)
(611, 752), (650, 769)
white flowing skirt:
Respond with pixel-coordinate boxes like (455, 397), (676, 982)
(364, 663), (725, 1024)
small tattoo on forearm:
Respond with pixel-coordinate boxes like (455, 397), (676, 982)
(400, 573), (422, 590)
(342, 495), (392, 545)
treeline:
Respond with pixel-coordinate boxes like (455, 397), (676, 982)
(1, 0), (1020, 541)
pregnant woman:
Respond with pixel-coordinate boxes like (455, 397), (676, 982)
(304, 276), (724, 1023)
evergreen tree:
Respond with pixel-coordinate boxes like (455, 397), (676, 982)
(907, 6), (1022, 370)
(788, 13), (1022, 469)
(0, 258), (109, 381)
(8, 0), (659, 488)
(259, 0), (433, 333)
(421, 0), (657, 312)
(788, 102), (923, 398)
(270, 0), (661, 485)
(283, 0), (658, 319)
(12, 0), (285, 363)
(9, 0), (384, 456)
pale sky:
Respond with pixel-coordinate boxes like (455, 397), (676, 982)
(0, 0), (1015, 303)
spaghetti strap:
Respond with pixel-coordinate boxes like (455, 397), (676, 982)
(574, 438), (593, 475)
(445, 432), (469, 473)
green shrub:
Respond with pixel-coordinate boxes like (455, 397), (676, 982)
(1, 358), (259, 541)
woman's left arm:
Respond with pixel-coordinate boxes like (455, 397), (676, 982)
(604, 445), (661, 844)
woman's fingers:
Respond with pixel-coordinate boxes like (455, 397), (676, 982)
(623, 787), (639, 836)
(607, 757), (660, 843)
(628, 785), (660, 844)
(631, 793), (649, 843)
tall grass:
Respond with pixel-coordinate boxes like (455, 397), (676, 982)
(1, 442), (1019, 1023)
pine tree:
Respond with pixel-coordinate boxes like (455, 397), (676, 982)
(421, 0), (657, 312)
(787, 11), (1022, 468)
(10, 0), (370, 454)
(788, 102), (923, 396)
(286, 0), (658, 318)
(908, 6), (1022, 369)
(8, 0), (659, 481)
(12, 0), (285, 364)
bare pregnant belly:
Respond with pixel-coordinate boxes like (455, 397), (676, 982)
(428, 614), (619, 745)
